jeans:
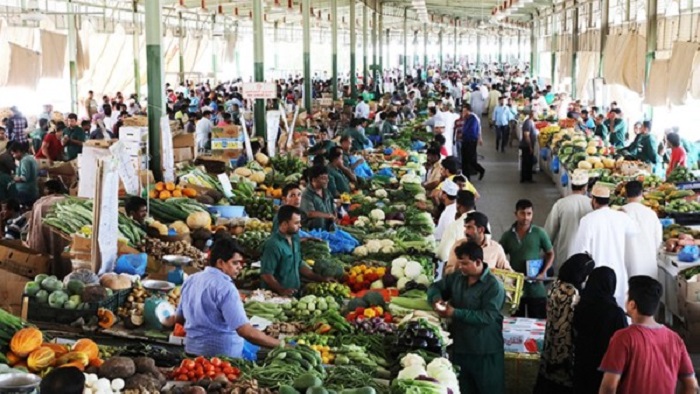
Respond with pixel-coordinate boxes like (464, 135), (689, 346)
(520, 147), (534, 182)
(462, 140), (485, 179)
(495, 125), (509, 152)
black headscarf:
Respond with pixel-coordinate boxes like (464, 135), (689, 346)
(579, 266), (617, 307)
(558, 253), (595, 291)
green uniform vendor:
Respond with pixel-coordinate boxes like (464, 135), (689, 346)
(327, 149), (356, 198)
(593, 114), (609, 142)
(308, 128), (335, 157)
(341, 118), (370, 153)
(623, 121), (659, 165)
(427, 241), (506, 394)
(260, 205), (332, 296)
(63, 113), (86, 161)
(300, 165), (337, 231)
(605, 108), (627, 149)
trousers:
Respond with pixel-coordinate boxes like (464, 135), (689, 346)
(453, 352), (505, 394)
(521, 148), (534, 181)
(462, 140), (485, 179)
(495, 126), (509, 152)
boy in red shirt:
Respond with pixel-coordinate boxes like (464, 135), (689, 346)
(599, 276), (697, 394)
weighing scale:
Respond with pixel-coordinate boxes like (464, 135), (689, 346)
(0, 372), (41, 394)
(162, 255), (192, 285)
(142, 279), (176, 330)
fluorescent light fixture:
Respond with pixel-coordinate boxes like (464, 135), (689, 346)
(22, 11), (44, 22)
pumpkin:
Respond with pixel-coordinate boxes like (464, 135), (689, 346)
(165, 182), (176, 191)
(10, 327), (43, 357)
(27, 347), (55, 372)
(97, 308), (116, 329)
(41, 343), (69, 358)
(6, 351), (21, 366)
(72, 339), (99, 361)
(186, 211), (212, 230)
(148, 189), (158, 199)
(172, 189), (182, 197)
(159, 190), (171, 200)
(155, 182), (165, 191)
(58, 360), (85, 371)
(55, 351), (89, 368)
(182, 188), (197, 198)
(89, 358), (104, 368)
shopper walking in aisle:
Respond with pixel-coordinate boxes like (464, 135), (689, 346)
(666, 132), (687, 177)
(573, 267), (628, 394)
(195, 110), (213, 152)
(460, 104), (485, 181)
(500, 199), (554, 318)
(599, 276), (697, 394)
(437, 190), (476, 264)
(621, 181), (662, 279)
(470, 86), (487, 117)
(428, 241), (506, 394)
(492, 96), (515, 153)
(570, 184), (638, 307)
(534, 253), (595, 393)
(5, 107), (28, 145)
(544, 170), (592, 275)
(519, 110), (537, 183)
(434, 180), (459, 242)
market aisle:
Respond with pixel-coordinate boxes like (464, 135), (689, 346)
(470, 120), (560, 237)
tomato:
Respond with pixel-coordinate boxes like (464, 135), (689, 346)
(194, 366), (204, 376)
(207, 370), (216, 377)
(187, 371), (196, 379)
(176, 374), (189, 381)
(194, 356), (207, 365)
(222, 367), (234, 375)
(226, 373), (237, 382)
(181, 359), (195, 370)
(220, 361), (231, 369)
(210, 357), (222, 367)
(205, 365), (216, 374)
(231, 367), (240, 375)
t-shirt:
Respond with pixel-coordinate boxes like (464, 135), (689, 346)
(64, 126), (86, 161)
(599, 324), (694, 394)
(35, 133), (63, 161)
(260, 231), (302, 291)
(499, 224), (553, 298)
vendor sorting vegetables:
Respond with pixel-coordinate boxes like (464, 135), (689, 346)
(307, 128), (335, 156)
(125, 196), (148, 229)
(176, 238), (280, 358)
(261, 205), (333, 296)
(427, 241), (506, 394)
(300, 165), (337, 231)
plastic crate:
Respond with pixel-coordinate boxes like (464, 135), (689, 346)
(25, 288), (131, 324)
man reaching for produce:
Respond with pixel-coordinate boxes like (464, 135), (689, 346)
(261, 205), (333, 296)
(428, 241), (506, 394)
(176, 238), (280, 358)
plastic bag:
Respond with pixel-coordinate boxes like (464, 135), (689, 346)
(551, 156), (560, 174)
(561, 172), (569, 187)
(679, 245), (700, 262)
(115, 253), (148, 276)
(540, 148), (549, 161)
(350, 156), (374, 179)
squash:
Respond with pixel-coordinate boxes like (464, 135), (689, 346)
(6, 351), (21, 366)
(27, 347), (55, 372)
(165, 182), (176, 191)
(97, 308), (116, 329)
(186, 211), (212, 230)
(182, 188), (197, 198)
(72, 339), (99, 361)
(148, 189), (158, 199)
(89, 358), (104, 368)
(172, 189), (182, 198)
(58, 360), (85, 372)
(170, 221), (190, 235)
(55, 351), (89, 368)
(234, 167), (253, 177)
(10, 327), (43, 357)
(159, 190), (171, 200)
(154, 182), (165, 191)
(249, 171), (266, 183)
(255, 152), (270, 166)
(41, 343), (69, 358)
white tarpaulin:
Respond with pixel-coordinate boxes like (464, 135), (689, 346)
(667, 41), (699, 105)
(619, 34), (646, 94)
(602, 35), (623, 85)
(644, 60), (670, 107)
(40, 30), (67, 78)
(7, 43), (41, 90)
(690, 52), (700, 99)
(224, 33), (238, 63)
(576, 52), (599, 101)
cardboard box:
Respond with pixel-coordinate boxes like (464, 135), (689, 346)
(677, 275), (700, 303)
(678, 300), (700, 322)
(85, 140), (116, 148)
(0, 268), (31, 315)
(47, 160), (76, 177)
(680, 322), (700, 353)
(502, 317), (546, 354)
(0, 240), (51, 279)
(173, 147), (194, 163)
(173, 133), (195, 149)
(212, 125), (241, 139)
(147, 263), (201, 281)
(71, 234), (92, 253)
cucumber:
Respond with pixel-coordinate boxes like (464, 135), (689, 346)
(292, 373), (322, 390)
(279, 385), (299, 394)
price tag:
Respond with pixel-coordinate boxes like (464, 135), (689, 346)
(217, 173), (234, 198)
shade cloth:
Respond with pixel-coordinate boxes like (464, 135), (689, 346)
(40, 30), (67, 78)
(644, 59), (670, 107)
(667, 41), (699, 105)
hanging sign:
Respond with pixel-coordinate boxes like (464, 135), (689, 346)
(266, 110), (281, 157)
(242, 82), (277, 99)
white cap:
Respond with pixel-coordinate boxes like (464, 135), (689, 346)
(571, 170), (590, 186)
(434, 120), (446, 128)
(591, 183), (611, 198)
(441, 180), (459, 197)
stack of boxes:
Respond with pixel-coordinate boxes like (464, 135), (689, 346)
(677, 267), (700, 351)
(210, 125), (244, 167)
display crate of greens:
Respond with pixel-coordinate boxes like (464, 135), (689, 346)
(24, 288), (131, 325)
(505, 352), (539, 394)
(492, 269), (525, 315)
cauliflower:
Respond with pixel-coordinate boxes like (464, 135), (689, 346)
(355, 221), (366, 227)
(357, 215), (370, 223)
(364, 196), (375, 203)
(404, 261), (423, 279)
(427, 357), (454, 376)
(397, 277), (410, 290)
(400, 173), (422, 184)
(415, 193), (427, 202)
(366, 239), (383, 253)
(353, 246), (368, 256)
(401, 353), (427, 368)
(375, 189), (388, 198)
(391, 265), (405, 278)
(390, 177), (399, 184)
(381, 245), (395, 254)
(397, 365), (427, 380)
(415, 274), (432, 286)
(370, 209), (386, 221)
(380, 239), (395, 248)
(392, 257), (409, 268)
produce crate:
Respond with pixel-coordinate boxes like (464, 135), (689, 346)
(668, 212), (700, 226)
(504, 352), (539, 394)
(492, 269), (525, 316)
(24, 288), (131, 325)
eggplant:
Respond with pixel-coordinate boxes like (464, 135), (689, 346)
(416, 328), (433, 339)
(402, 337), (414, 346)
(426, 337), (440, 347)
(411, 338), (429, 348)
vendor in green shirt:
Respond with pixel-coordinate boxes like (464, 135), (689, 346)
(604, 108), (627, 148)
(308, 128), (335, 156)
(30, 118), (49, 155)
(63, 113), (86, 161)
(11, 142), (39, 207)
(327, 149), (356, 198)
(300, 165), (337, 231)
(622, 121), (659, 165)
(342, 118), (370, 152)
(338, 139), (365, 171)
(260, 205), (332, 296)
(593, 114), (609, 142)
(427, 241), (506, 394)
(499, 199), (554, 319)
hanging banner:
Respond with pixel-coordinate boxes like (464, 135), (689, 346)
(95, 159), (119, 275)
(240, 112), (254, 163)
(161, 116), (175, 183)
(109, 141), (140, 196)
(287, 105), (300, 148)
(266, 110), (281, 157)
(242, 82), (277, 99)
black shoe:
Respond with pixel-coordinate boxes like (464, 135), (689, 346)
(478, 170), (485, 181)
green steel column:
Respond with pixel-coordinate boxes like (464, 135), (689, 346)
(403, 8), (408, 77)
(413, 30), (419, 69)
(571, 6), (580, 98)
(372, 8), (377, 89)
(178, 13), (185, 83)
(378, 2), (383, 79)
(331, 0), (338, 100)
(476, 35), (482, 66)
(517, 30), (522, 61)
(132, 1), (141, 98)
(551, 13), (557, 87)
(67, 0), (77, 114)
(350, 0), (357, 99)
(600, 0), (609, 77)
(439, 30), (443, 71)
(303, 0), (311, 110)
(423, 24), (428, 71)
(253, 0), (266, 137)
(498, 35), (503, 65)
(645, 0), (658, 84)
(363, 4), (368, 86)
(145, 0), (164, 181)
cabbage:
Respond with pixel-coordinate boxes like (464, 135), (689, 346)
(404, 261), (423, 279)
(48, 291), (69, 308)
(401, 353), (427, 368)
(427, 358), (455, 376)
(24, 282), (40, 297)
(397, 365), (427, 380)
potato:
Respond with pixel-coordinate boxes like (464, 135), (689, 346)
(134, 357), (159, 376)
(99, 357), (136, 379)
(184, 386), (206, 394)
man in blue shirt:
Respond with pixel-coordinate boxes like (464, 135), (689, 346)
(579, 109), (595, 132)
(176, 238), (280, 358)
(188, 90), (200, 114)
(492, 96), (516, 153)
(460, 104), (485, 181)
